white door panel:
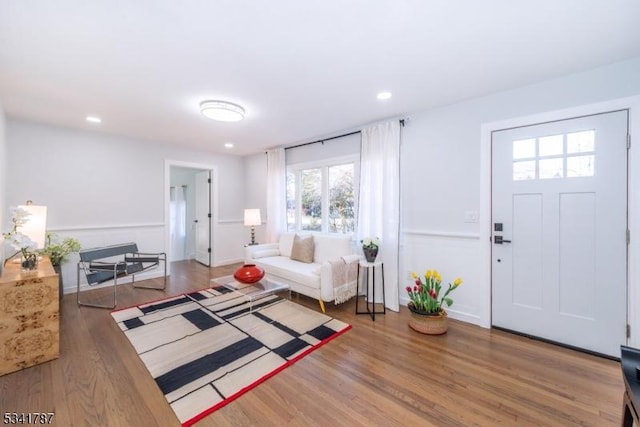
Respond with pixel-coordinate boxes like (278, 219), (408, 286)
(195, 170), (211, 266)
(492, 110), (628, 357)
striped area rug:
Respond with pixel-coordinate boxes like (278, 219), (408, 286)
(111, 286), (351, 426)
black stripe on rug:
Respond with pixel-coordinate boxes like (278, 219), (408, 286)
(155, 336), (264, 395)
(182, 309), (221, 330)
(307, 324), (336, 341)
(272, 338), (309, 359)
(123, 317), (145, 330)
(187, 292), (208, 301)
(252, 311), (300, 338)
(216, 297), (283, 320)
(140, 296), (191, 314)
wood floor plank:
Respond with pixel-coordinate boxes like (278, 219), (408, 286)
(0, 260), (625, 426)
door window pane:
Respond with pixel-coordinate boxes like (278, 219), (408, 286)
(567, 130), (595, 153)
(328, 164), (355, 233)
(567, 155), (595, 177)
(300, 168), (322, 231)
(539, 134), (563, 156)
(513, 160), (536, 181)
(513, 139), (536, 159)
(286, 171), (296, 232)
(539, 158), (564, 179)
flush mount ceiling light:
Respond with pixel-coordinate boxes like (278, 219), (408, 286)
(200, 100), (245, 122)
(376, 91), (392, 100)
(86, 116), (102, 123)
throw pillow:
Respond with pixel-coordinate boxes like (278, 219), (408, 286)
(290, 234), (314, 263)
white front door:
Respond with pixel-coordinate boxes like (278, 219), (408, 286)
(195, 170), (211, 266)
(491, 110), (628, 357)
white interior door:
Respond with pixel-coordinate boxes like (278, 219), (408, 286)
(491, 110), (628, 357)
(195, 170), (211, 266)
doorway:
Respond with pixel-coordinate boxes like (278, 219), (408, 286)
(167, 163), (213, 267)
(491, 110), (628, 357)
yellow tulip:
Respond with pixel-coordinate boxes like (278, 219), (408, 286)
(411, 272), (418, 279)
(453, 277), (462, 286)
(425, 270), (432, 278)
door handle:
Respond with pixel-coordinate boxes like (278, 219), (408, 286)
(494, 236), (512, 244)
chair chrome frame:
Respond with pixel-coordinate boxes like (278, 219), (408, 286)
(77, 242), (166, 309)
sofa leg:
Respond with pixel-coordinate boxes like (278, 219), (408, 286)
(318, 299), (326, 313)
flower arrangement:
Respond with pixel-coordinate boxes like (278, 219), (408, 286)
(361, 237), (380, 250)
(406, 269), (462, 314)
(40, 232), (81, 267)
(2, 206), (38, 269)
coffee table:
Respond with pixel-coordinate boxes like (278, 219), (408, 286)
(210, 275), (290, 313)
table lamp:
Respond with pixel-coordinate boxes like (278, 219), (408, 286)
(18, 200), (48, 249)
(244, 209), (261, 246)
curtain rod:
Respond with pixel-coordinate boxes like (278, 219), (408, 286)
(282, 119), (405, 152)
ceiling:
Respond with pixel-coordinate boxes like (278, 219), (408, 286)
(1, 1), (639, 156)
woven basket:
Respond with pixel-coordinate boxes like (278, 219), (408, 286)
(408, 308), (448, 335)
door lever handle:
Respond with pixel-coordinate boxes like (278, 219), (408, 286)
(494, 236), (512, 244)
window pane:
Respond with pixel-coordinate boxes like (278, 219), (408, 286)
(286, 171), (296, 232)
(567, 130), (595, 153)
(567, 155), (594, 177)
(513, 138), (536, 159)
(328, 164), (355, 233)
(513, 160), (536, 181)
(539, 134), (563, 156)
(539, 158), (563, 179)
(300, 168), (322, 231)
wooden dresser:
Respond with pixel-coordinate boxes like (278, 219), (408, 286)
(0, 256), (59, 376)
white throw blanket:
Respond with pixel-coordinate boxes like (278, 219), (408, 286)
(330, 255), (360, 304)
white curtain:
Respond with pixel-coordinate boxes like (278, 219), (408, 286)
(266, 148), (286, 243)
(357, 121), (401, 311)
(170, 186), (187, 261)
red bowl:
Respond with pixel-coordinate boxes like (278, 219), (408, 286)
(234, 264), (265, 284)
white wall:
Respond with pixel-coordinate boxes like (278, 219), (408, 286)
(243, 153), (267, 244)
(400, 57), (640, 329)
(5, 119), (247, 291)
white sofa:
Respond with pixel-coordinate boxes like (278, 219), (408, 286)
(244, 232), (356, 312)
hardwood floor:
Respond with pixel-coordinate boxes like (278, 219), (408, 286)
(0, 260), (625, 426)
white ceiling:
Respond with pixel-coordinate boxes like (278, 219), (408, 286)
(1, 1), (639, 156)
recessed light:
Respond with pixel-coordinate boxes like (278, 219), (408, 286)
(200, 100), (245, 122)
(376, 91), (392, 100)
(224, 142), (234, 149)
(86, 116), (102, 123)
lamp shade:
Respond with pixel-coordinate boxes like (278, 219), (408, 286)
(244, 209), (262, 227)
(17, 204), (47, 249)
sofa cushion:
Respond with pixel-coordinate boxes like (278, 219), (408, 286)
(290, 234), (314, 263)
(254, 256), (320, 288)
(313, 234), (352, 264)
(279, 233), (295, 257)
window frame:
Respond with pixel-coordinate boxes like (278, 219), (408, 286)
(287, 154), (360, 234)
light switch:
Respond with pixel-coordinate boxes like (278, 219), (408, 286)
(464, 210), (479, 223)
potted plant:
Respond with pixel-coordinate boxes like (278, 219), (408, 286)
(361, 236), (380, 262)
(405, 269), (462, 334)
(39, 232), (81, 299)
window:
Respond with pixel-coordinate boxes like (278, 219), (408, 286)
(512, 130), (595, 181)
(287, 157), (358, 234)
